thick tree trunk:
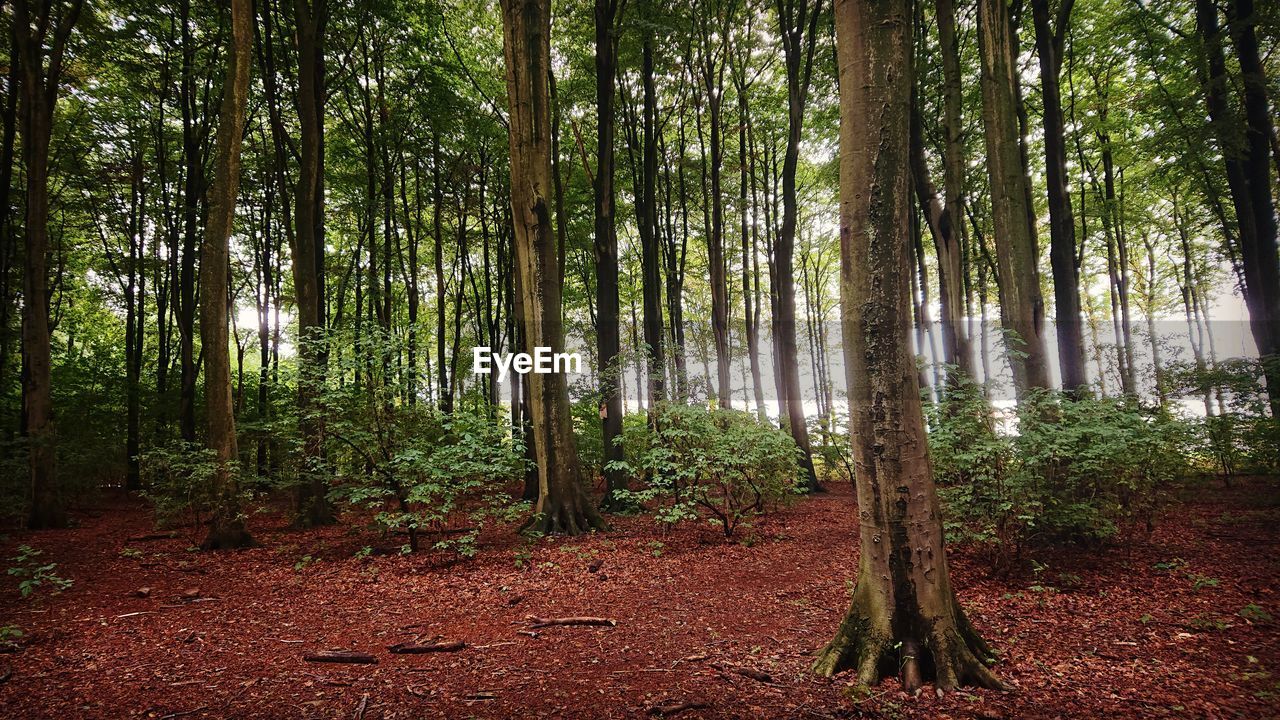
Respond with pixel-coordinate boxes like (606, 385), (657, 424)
(816, 0), (1002, 692)
(976, 0), (1051, 398)
(15, 0), (81, 529)
(201, 0), (255, 550)
(291, 0), (336, 527)
(596, 0), (628, 511)
(1030, 0), (1088, 395)
(499, 0), (605, 535)
(1221, 0), (1280, 417)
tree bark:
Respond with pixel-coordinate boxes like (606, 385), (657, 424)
(596, 0), (628, 511)
(290, 0), (336, 526)
(1030, 0), (1087, 395)
(499, 0), (606, 535)
(976, 0), (1051, 398)
(815, 0), (1002, 692)
(14, 0), (82, 529)
(201, 0), (255, 550)
(1220, 0), (1280, 416)
(776, 0), (823, 490)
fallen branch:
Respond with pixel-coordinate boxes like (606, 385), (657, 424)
(387, 640), (466, 654)
(526, 616), (616, 629)
(734, 667), (773, 683)
(354, 693), (370, 720)
(304, 650), (378, 664)
(648, 700), (709, 716)
(127, 532), (179, 542)
(158, 707), (207, 720)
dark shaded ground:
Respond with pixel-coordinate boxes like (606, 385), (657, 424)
(1, 477), (1277, 719)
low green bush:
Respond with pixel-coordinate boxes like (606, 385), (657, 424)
(609, 404), (802, 537)
(930, 379), (1189, 563)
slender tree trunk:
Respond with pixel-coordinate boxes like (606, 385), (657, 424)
(201, 0), (255, 550)
(595, 0), (628, 510)
(775, 0), (823, 490)
(1031, 0), (1087, 395)
(499, 0), (605, 535)
(178, 0), (202, 443)
(976, 0), (1051, 398)
(816, 0), (1001, 691)
(931, 0), (977, 388)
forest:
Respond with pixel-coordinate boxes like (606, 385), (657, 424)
(0, 0), (1277, 716)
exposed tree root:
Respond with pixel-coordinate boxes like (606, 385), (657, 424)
(200, 520), (256, 551)
(521, 498), (610, 536)
(813, 596), (1005, 693)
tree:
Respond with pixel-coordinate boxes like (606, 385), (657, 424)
(596, 0), (628, 511)
(200, 0), (256, 550)
(499, 0), (606, 535)
(814, 0), (1002, 691)
(977, 0), (1051, 397)
(291, 0), (337, 526)
(775, 0), (824, 490)
(14, 0), (83, 529)
(1031, 0), (1089, 395)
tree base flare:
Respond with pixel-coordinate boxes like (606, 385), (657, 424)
(521, 500), (609, 536)
(201, 521), (256, 551)
(812, 596), (1005, 693)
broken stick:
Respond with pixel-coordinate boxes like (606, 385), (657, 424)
(526, 616), (616, 629)
(387, 640), (466, 654)
(647, 700), (709, 717)
(303, 650), (378, 664)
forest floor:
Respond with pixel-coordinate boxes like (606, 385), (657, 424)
(1, 477), (1277, 719)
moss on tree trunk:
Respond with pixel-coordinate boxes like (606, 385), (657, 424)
(823, 0), (1002, 692)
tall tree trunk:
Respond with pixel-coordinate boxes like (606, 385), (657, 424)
(1030, 0), (1087, 395)
(776, 0), (823, 489)
(931, 0), (977, 388)
(976, 0), (1051, 398)
(499, 0), (605, 535)
(291, 0), (336, 526)
(696, 15), (732, 409)
(1220, 0), (1280, 416)
(595, 0), (628, 510)
(639, 34), (666, 408)
(816, 0), (1002, 691)
(178, 0), (202, 443)
(14, 0), (82, 529)
(201, 0), (255, 550)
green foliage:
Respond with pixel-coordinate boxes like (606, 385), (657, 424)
(138, 442), (233, 529)
(321, 329), (528, 555)
(932, 382), (1189, 563)
(7, 545), (73, 598)
(608, 404), (802, 537)
(1168, 359), (1280, 476)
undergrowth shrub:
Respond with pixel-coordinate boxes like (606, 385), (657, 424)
(1167, 358), (1280, 477)
(930, 379), (1189, 566)
(320, 329), (528, 556)
(609, 404), (802, 537)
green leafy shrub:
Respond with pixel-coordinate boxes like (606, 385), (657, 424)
(138, 442), (230, 529)
(8, 545), (73, 598)
(1167, 358), (1280, 477)
(609, 404), (802, 537)
(321, 328), (528, 555)
(932, 384), (1189, 563)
